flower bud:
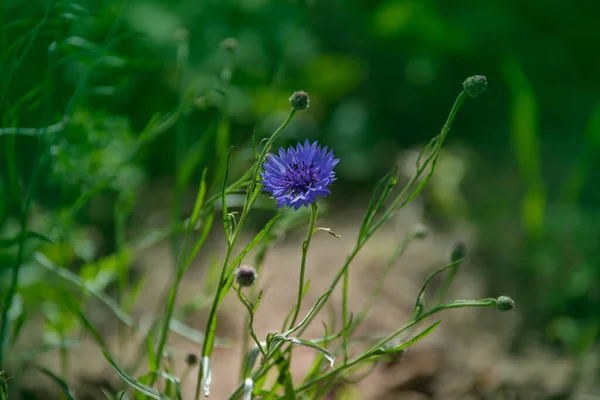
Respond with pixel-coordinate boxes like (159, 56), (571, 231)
(462, 75), (487, 97)
(221, 38), (239, 52)
(235, 265), (258, 287)
(289, 91), (310, 111)
(185, 353), (199, 366)
(496, 296), (515, 312)
(411, 223), (428, 239)
(450, 241), (467, 263)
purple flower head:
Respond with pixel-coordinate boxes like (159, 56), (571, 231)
(261, 140), (339, 210)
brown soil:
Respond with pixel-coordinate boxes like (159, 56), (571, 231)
(12, 202), (574, 399)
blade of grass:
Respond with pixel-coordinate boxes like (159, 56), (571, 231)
(36, 366), (76, 400)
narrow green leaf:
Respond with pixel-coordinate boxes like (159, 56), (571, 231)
(36, 366), (76, 400)
(242, 346), (260, 378)
(12, 340), (79, 362)
(274, 353), (296, 400)
(314, 227), (341, 238)
(222, 151), (232, 240)
(100, 388), (117, 400)
(379, 320), (441, 356)
(147, 333), (156, 372)
(0, 371), (9, 400)
(123, 275), (146, 313)
(228, 211), (284, 274)
(277, 337), (335, 368)
(0, 230), (53, 248)
(284, 289), (332, 336)
(61, 294), (107, 348)
(412, 261), (461, 318)
(358, 164), (398, 242)
(182, 211), (215, 272)
(35, 253), (135, 327)
(10, 310), (28, 347)
(190, 168), (209, 227)
(103, 352), (169, 400)
(157, 371), (183, 400)
(252, 291), (264, 314)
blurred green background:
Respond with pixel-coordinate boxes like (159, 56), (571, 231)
(2, 0), (600, 394)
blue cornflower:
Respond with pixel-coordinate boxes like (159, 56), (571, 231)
(261, 140), (339, 210)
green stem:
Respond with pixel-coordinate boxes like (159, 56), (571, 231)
(0, 135), (26, 366)
(60, 336), (69, 400)
(349, 232), (414, 336)
(227, 298), (497, 399)
(342, 265), (349, 362)
(289, 202), (318, 329)
(292, 299), (497, 395)
(434, 260), (462, 306)
(227, 89), (474, 400)
(194, 109), (297, 400)
(295, 90), (470, 336)
(235, 287), (266, 357)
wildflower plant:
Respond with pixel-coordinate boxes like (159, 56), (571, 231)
(0, 68), (516, 399)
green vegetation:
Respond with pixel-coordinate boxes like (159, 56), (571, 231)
(1, 0), (598, 398)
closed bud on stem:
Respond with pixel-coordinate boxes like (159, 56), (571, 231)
(450, 241), (467, 262)
(221, 38), (239, 52)
(496, 296), (515, 312)
(462, 75), (487, 97)
(411, 223), (428, 239)
(185, 353), (199, 366)
(235, 265), (258, 287)
(289, 90), (310, 111)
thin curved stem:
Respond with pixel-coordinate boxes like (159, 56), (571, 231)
(194, 108), (297, 400)
(289, 202), (319, 329)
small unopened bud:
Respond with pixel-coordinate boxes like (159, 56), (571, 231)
(185, 353), (199, 366)
(173, 29), (190, 43)
(496, 296), (515, 312)
(289, 91), (310, 111)
(462, 75), (487, 97)
(235, 265), (258, 287)
(450, 241), (467, 263)
(221, 38), (239, 52)
(411, 223), (428, 239)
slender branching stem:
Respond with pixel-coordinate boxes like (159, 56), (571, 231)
(289, 202), (319, 329)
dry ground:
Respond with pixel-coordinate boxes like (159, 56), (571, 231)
(13, 199), (575, 399)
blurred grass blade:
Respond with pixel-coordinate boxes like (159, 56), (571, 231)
(61, 293), (107, 348)
(36, 366), (76, 400)
(157, 371), (183, 400)
(103, 352), (169, 400)
(358, 165), (398, 242)
(503, 56), (544, 238)
(0, 231), (53, 248)
(190, 168), (209, 227)
(242, 346), (261, 378)
(0, 371), (8, 400)
(223, 151), (232, 241)
(274, 353), (296, 399)
(12, 340), (79, 362)
(35, 252), (135, 327)
(561, 101), (600, 202)
(147, 333), (156, 372)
